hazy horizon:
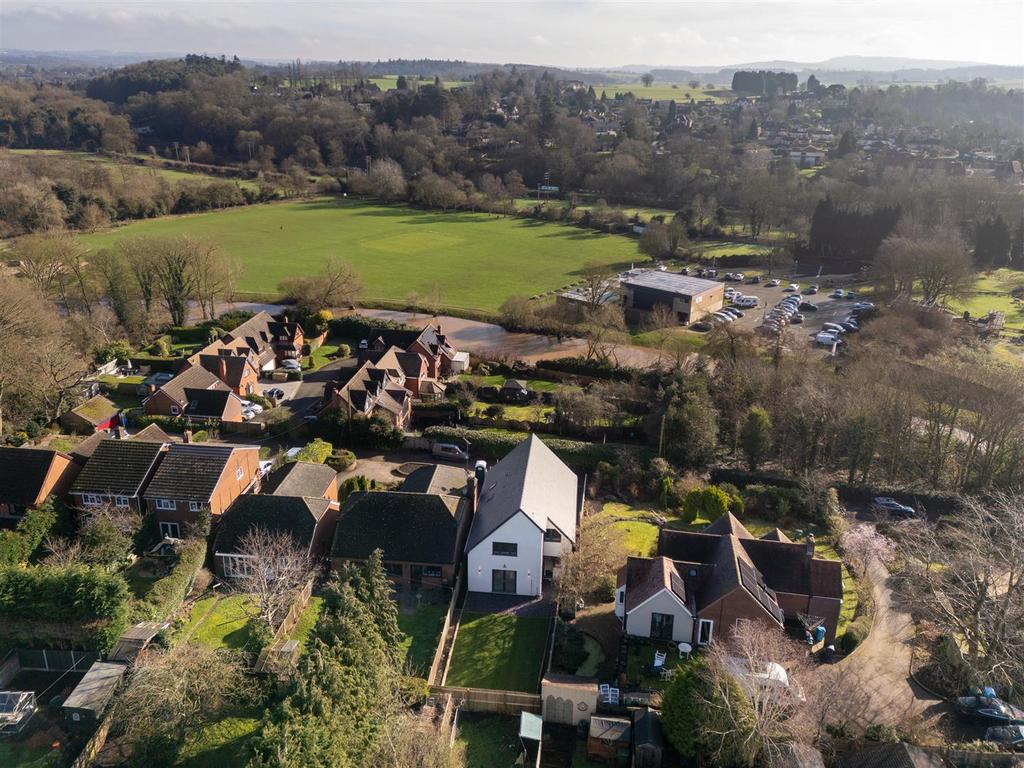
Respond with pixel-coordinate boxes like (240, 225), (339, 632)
(2, 0), (1022, 70)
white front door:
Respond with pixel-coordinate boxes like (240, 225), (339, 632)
(697, 618), (714, 645)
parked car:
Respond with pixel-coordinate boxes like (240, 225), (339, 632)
(732, 273), (745, 282)
(846, 290), (858, 299)
(680, 267), (691, 275)
(790, 313), (805, 324)
(713, 311), (735, 322)
(830, 289), (845, 299)
(957, 695), (1024, 725)
(784, 283), (799, 292)
(851, 301), (875, 312)
(242, 401), (264, 415)
(799, 302), (818, 311)
(985, 725), (1024, 751)
(281, 359), (302, 371)
(691, 321), (714, 332)
(822, 322), (846, 334)
(432, 442), (469, 461)
(735, 296), (759, 308)
(241, 410), (256, 421)
(265, 387), (286, 401)
(748, 275), (763, 284)
(840, 321), (860, 333)
(766, 279), (781, 287)
(815, 332), (842, 346)
(870, 497), (917, 519)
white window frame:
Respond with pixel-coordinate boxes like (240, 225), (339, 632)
(113, 496), (130, 509)
(219, 553), (255, 578)
(155, 498), (175, 511)
(422, 566), (442, 579)
(82, 494), (103, 507)
(697, 618), (714, 645)
(188, 501), (203, 512)
(159, 521), (181, 539)
(170, 405), (180, 415)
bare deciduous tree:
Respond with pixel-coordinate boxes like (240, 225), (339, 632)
(897, 492), (1024, 689)
(229, 527), (313, 632)
(555, 511), (628, 608)
(278, 255), (362, 313)
(839, 524), (897, 577)
(42, 537), (84, 568)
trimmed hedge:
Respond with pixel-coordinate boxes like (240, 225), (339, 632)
(132, 539), (207, 622)
(536, 357), (637, 382)
(328, 315), (409, 340)
(0, 565), (131, 651)
(0, 498), (64, 567)
(422, 426), (654, 471)
(135, 414), (219, 434)
(839, 615), (871, 653)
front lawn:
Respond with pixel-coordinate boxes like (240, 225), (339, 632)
(625, 642), (689, 690)
(469, 402), (554, 422)
(458, 374), (566, 392)
(397, 602), (447, 676)
(456, 713), (522, 768)
(306, 336), (351, 371)
(446, 612), (550, 692)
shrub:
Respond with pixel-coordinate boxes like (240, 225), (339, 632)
(294, 438), (333, 464)
(287, 369), (303, 381)
(742, 483), (806, 521)
(337, 343), (351, 359)
(150, 336), (172, 357)
(552, 620), (588, 674)
(190, 430), (210, 443)
(95, 339), (133, 365)
(246, 393), (273, 410)
(0, 498), (64, 567)
(327, 449), (356, 471)
(133, 539), (207, 622)
(840, 615), (871, 653)
(683, 486), (731, 523)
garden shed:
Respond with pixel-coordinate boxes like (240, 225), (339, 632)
(541, 673), (598, 725)
(588, 715), (631, 766)
(632, 706), (664, 768)
(61, 661), (126, 727)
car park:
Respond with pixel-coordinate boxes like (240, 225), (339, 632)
(799, 301), (818, 311)
(870, 497), (917, 519)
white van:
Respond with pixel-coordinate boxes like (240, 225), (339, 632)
(734, 296), (759, 308)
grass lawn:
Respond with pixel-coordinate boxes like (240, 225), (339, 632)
(0, 744), (60, 768)
(625, 642), (689, 690)
(369, 76), (473, 91)
(947, 268), (1024, 330)
(175, 711), (261, 768)
(77, 199), (643, 313)
(469, 402), (554, 422)
(307, 336), (348, 371)
(180, 595), (261, 651)
(397, 602), (447, 675)
(591, 83), (731, 103)
(286, 596), (323, 653)
(456, 714), (522, 768)
(458, 374), (566, 392)
(631, 326), (708, 353)
(446, 612), (550, 692)
(691, 240), (777, 260)
(98, 374), (145, 386)
(102, 390), (143, 411)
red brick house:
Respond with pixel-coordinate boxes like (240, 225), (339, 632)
(223, 312), (305, 363)
(196, 352), (261, 397)
(616, 513), (843, 645)
(143, 366), (230, 418)
(361, 324), (458, 379)
(142, 443), (261, 539)
(0, 447), (80, 519)
(328, 359), (412, 430)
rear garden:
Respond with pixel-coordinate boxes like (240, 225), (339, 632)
(445, 612), (551, 692)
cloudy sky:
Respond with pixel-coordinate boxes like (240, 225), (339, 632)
(2, 0), (1022, 68)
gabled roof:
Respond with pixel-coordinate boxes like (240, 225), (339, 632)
(143, 443), (254, 502)
(399, 464), (467, 496)
(71, 439), (165, 496)
(183, 388), (237, 419)
(466, 435), (578, 550)
(619, 556), (688, 613)
(838, 743), (947, 768)
(372, 346), (426, 378)
(703, 512), (754, 539)
(133, 424), (175, 443)
(214, 494), (330, 554)
(0, 447), (69, 506)
(70, 424), (175, 463)
(197, 353), (257, 389)
(151, 365), (228, 407)
(69, 395), (119, 426)
(263, 461), (338, 498)
(222, 311), (275, 346)
(331, 491), (466, 565)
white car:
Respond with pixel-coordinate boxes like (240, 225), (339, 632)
(784, 283), (799, 292)
(815, 331), (842, 346)
(766, 279), (781, 287)
(734, 296), (758, 308)
(280, 359), (302, 371)
(243, 401), (264, 415)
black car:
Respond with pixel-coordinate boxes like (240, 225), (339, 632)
(840, 322), (859, 333)
(957, 696), (1024, 725)
(798, 302), (818, 311)
(691, 321), (714, 332)
(748, 275), (763, 284)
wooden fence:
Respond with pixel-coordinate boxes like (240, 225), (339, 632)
(70, 713), (114, 768)
(430, 685), (542, 715)
(427, 570), (465, 686)
(254, 576), (315, 673)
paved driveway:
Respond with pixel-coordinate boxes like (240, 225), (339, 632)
(837, 542), (944, 729)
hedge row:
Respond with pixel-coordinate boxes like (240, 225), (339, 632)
(833, 482), (962, 517)
(328, 315), (409, 340)
(0, 498), (63, 567)
(135, 414), (220, 434)
(422, 426), (654, 471)
(535, 357), (638, 382)
(132, 539), (207, 623)
(0, 565), (131, 650)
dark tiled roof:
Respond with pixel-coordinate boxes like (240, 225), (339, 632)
(740, 539), (843, 598)
(223, 312), (274, 346)
(331, 491), (465, 565)
(153, 365), (228, 407)
(133, 424), (175, 443)
(399, 465), (467, 496)
(703, 512), (755, 539)
(214, 494), (329, 554)
(838, 744), (947, 768)
(761, 528), (793, 543)
(183, 388), (234, 419)
(144, 444), (252, 502)
(70, 425), (175, 464)
(619, 556), (688, 613)
(198, 354), (254, 389)
(0, 447), (65, 505)
(71, 440), (165, 496)
(263, 462), (337, 498)
(467, 435), (578, 550)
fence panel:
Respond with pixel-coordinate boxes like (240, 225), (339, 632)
(427, 570), (464, 686)
(254, 576), (314, 673)
(431, 685), (542, 715)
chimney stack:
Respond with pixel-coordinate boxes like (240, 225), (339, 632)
(805, 533), (816, 558)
